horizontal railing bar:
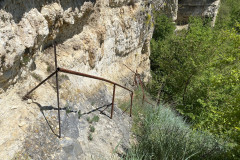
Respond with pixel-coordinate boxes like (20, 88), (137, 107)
(58, 67), (133, 93)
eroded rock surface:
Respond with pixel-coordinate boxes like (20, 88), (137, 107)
(0, 0), (152, 90)
(152, 0), (220, 27)
(0, 0), (153, 159)
(177, 0), (220, 26)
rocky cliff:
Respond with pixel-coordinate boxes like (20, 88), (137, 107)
(0, 0), (221, 159)
(153, 0), (220, 27)
(176, 0), (220, 26)
(0, 0), (153, 159)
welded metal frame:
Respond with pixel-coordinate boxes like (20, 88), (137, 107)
(22, 43), (133, 138)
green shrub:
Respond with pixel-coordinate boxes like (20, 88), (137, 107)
(123, 89), (227, 160)
(88, 133), (93, 141)
(86, 115), (99, 124)
(152, 14), (175, 41)
(125, 104), (226, 159)
(92, 115), (99, 123)
(66, 107), (71, 114)
(89, 125), (95, 133)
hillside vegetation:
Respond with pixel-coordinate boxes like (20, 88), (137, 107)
(124, 0), (239, 159)
(123, 89), (226, 160)
(147, 0), (240, 159)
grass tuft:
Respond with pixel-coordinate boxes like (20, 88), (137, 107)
(89, 125), (95, 133)
(123, 87), (227, 160)
(88, 133), (93, 141)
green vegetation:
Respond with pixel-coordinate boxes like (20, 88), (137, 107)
(216, 0), (240, 31)
(88, 133), (93, 141)
(124, 88), (226, 159)
(148, 1), (240, 158)
(46, 63), (54, 73)
(86, 115), (99, 141)
(66, 106), (71, 114)
(89, 125), (95, 133)
(31, 73), (42, 82)
(92, 115), (100, 123)
(87, 115), (99, 124)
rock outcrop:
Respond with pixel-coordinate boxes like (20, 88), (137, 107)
(0, 0), (153, 91)
(0, 0), (221, 159)
(176, 0), (221, 26)
(152, 0), (220, 27)
(0, 0), (153, 159)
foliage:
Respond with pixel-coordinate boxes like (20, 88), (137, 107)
(46, 63), (54, 73)
(149, 5), (240, 158)
(89, 125), (95, 133)
(92, 115), (99, 123)
(86, 116), (91, 123)
(66, 106), (71, 114)
(86, 115), (99, 124)
(88, 133), (93, 141)
(124, 89), (226, 160)
(216, 0), (240, 32)
(152, 14), (175, 41)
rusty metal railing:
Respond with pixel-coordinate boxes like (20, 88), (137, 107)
(123, 64), (155, 107)
(22, 43), (133, 138)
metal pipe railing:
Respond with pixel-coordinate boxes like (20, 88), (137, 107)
(57, 67), (134, 118)
(123, 64), (155, 107)
(22, 43), (134, 138)
(54, 43), (61, 138)
(58, 68), (132, 93)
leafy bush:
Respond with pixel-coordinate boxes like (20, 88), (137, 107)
(152, 14), (175, 41)
(124, 91), (226, 160)
(149, 6), (240, 158)
(216, 0), (240, 32)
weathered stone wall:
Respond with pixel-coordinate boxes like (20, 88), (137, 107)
(176, 0), (220, 25)
(0, 0), (153, 91)
(152, 0), (220, 26)
(0, 0), (153, 159)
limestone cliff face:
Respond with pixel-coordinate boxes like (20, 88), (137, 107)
(0, 0), (152, 91)
(176, 0), (220, 26)
(0, 0), (153, 159)
(153, 0), (220, 27)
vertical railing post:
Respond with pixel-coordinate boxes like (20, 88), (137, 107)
(138, 75), (145, 105)
(130, 92), (133, 117)
(111, 84), (116, 119)
(54, 42), (61, 138)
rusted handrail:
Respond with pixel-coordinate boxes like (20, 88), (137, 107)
(123, 64), (155, 107)
(57, 67), (133, 118)
(23, 43), (134, 138)
(58, 68), (132, 93)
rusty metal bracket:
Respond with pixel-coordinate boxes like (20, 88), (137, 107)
(23, 43), (134, 138)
